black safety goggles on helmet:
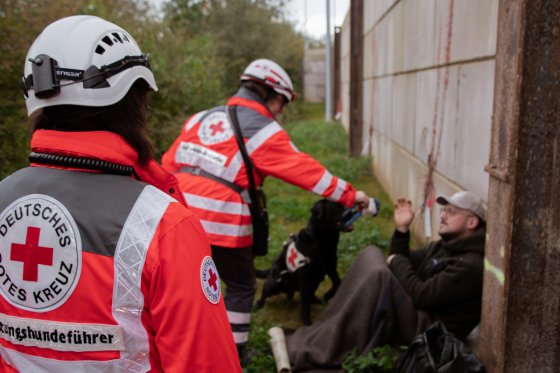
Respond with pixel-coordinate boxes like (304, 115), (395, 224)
(22, 53), (151, 99)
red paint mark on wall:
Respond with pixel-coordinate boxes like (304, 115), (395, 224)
(423, 0), (455, 232)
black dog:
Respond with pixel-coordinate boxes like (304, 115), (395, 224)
(255, 199), (354, 325)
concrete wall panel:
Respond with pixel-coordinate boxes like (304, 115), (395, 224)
(370, 132), (390, 197)
(363, 31), (376, 80)
(414, 69), (439, 163)
(388, 2), (405, 75)
(364, 0), (398, 34)
(303, 49), (326, 103)
(391, 73), (416, 154)
(432, 65), (461, 182)
(362, 79), (374, 153)
(371, 131), (464, 240)
(451, 0), (499, 61)
(341, 15), (351, 58)
(341, 81), (350, 131)
(453, 60), (494, 200)
(368, 20), (385, 77)
(372, 1), (405, 76)
(339, 0), (497, 231)
(403, 0), (437, 71)
(373, 76), (393, 138)
(414, 61), (493, 200)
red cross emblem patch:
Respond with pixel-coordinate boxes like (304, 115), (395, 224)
(285, 242), (310, 272)
(198, 111), (233, 145)
(200, 256), (221, 304)
(209, 121), (225, 136)
(0, 194), (82, 312)
(11, 226), (54, 282)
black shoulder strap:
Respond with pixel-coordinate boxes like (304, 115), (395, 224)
(227, 105), (258, 201)
(178, 165), (248, 196)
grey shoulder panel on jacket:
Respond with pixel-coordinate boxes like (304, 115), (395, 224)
(0, 167), (147, 257)
(202, 105), (226, 118)
(235, 106), (276, 138)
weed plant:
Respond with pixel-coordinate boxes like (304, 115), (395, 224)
(245, 104), (397, 372)
(341, 346), (401, 373)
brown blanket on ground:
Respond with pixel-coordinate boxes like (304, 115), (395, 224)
(285, 246), (430, 372)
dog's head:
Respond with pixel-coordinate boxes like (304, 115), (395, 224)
(309, 199), (354, 233)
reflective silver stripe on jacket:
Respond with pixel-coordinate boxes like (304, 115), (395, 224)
(223, 121), (283, 182)
(311, 171), (348, 202)
(184, 193), (251, 216)
(0, 185), (173, 372)
(112, 185), (174, 372)
(232, 331), (249, 344)
(199, 220), (252, 238)
(330, 178), (348, 202)
(0, 350), (123, 372)
(227, 311), (251, 324)
(245, 121), (283, 154)
(312, 170), (333, 195)
(174, 141), (229, 177)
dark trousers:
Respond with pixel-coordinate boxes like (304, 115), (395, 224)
(211, 245), (256, 348)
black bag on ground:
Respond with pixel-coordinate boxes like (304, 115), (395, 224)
(227, 106), (269, 256)
(394, 322), (485, 373)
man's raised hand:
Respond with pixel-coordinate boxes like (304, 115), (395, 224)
(394, 198), (414, 233)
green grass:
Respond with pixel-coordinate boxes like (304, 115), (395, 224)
(244, 104), (396, 372)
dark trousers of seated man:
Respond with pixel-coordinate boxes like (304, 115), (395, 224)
(286, 246), (431, 371)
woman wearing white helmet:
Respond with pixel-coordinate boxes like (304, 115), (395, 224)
(162, 58), (371, 364)
(0, 15), (240, 372)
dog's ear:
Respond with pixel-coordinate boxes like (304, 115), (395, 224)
(310, 199), (327, 224)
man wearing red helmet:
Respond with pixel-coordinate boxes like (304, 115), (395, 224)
(162, 58), (370, 363)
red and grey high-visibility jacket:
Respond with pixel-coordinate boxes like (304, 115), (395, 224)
(161, 87), (357, 248)
(0, 130), (241, 372)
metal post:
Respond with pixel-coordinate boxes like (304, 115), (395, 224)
(480, 0), (560, 371)
(325, 0), (332, 121)
(333, 26), (341, 120)
(349, 0), (363, 156)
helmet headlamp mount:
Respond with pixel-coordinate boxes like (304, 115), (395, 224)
(23, 53), (151, 100)
(26, 54), (60, 99)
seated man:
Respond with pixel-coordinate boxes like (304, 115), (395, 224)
(285, 190), (486, 371)
(387, 190), (486, 339)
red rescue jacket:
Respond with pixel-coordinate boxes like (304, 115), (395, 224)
(0, 130), (241, 372)
(162, 88), (357, 248)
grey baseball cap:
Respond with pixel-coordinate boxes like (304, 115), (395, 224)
(436, 191), (486, 221)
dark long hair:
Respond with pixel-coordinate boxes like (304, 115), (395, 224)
(31, 80), (154, 166)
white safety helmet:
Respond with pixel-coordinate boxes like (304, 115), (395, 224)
(240, 59), (295, 102)
(23, 15), (157, 117)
